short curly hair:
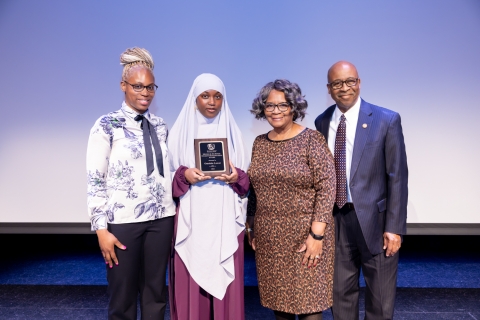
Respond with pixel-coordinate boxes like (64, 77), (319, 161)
(250, 79), (308, 121)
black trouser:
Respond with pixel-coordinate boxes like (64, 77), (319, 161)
(107, 217), (174, 320)
(332, 204), (398, 320)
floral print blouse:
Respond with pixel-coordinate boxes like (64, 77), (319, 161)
(86, 102), (175, 230)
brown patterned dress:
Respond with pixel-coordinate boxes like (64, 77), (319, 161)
(247, 128), (336, 314)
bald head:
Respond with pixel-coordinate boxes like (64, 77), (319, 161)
(326, 61), (361, 112)
(327, 61), (359, 83)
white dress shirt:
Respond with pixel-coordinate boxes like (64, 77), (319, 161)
(327, 97), (361, 203)
(86, 102), (176, 230)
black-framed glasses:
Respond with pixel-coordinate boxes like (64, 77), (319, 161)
(124, 81), (158, 93)
(328, 78), (359, 90)
(264, 102), (290, 112)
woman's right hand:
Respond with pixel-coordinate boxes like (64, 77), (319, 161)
(185, 168), (212, 184)
(246, 217), (256, 250)
(96, 229), (126, 268)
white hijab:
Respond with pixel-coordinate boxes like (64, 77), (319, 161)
(168, 73), (248, 299)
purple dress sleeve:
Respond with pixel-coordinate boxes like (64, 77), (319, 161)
(172, 165), (190, 198)
(172, 166), (250, 198)
(231, 168), (249, 197)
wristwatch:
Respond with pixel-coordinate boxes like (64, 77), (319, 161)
(309, 228), (324, 240)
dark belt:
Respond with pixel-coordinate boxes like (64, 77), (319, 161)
(335, 202), (355, 212)
(343, 203), (354, 210)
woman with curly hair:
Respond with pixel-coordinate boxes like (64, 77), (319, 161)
(247, 79), (336, 320)
(86, 47), (174, 319)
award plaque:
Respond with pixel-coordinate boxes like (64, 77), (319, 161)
(194, 138), (230, 177)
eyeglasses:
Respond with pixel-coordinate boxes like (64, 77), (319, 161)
(264, 102), (290, 112)
(124, 81), (158, 93)
(328, 78), (359, 90)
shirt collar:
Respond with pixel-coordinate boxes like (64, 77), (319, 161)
(334, 97), (361, 123)
(121, 101), (150, 120)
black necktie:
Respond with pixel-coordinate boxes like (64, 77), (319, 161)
(334, 114), (347, 208)
(134, 115), (164, 177)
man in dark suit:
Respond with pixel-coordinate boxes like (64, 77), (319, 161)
(314, 61), (408, 320)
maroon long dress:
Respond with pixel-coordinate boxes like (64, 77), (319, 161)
(169, 166), (249, 320)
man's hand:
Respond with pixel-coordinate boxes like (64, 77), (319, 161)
(383, 232), (401, 257)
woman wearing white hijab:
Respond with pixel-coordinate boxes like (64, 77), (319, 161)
(168, 73), (249, 320)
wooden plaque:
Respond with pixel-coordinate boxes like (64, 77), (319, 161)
(194, 138), (230, 177)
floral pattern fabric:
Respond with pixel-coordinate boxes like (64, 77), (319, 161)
(86, 103), (175, 230)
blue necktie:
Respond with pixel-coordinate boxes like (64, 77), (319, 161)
(134, 115), (164, 177)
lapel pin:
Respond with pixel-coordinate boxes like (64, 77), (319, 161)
(362, 123), (368, 129)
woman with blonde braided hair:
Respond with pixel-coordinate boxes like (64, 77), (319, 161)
(86, 47), (175, 319)
(120, 47), (155, 81)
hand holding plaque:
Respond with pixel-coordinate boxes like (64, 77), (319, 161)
(214, 160), (238, 184)
(194, 138), (230, 177)
(184, 167), (212, 184)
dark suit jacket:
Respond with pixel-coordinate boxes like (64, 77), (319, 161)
(314, 99), (408, 255)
